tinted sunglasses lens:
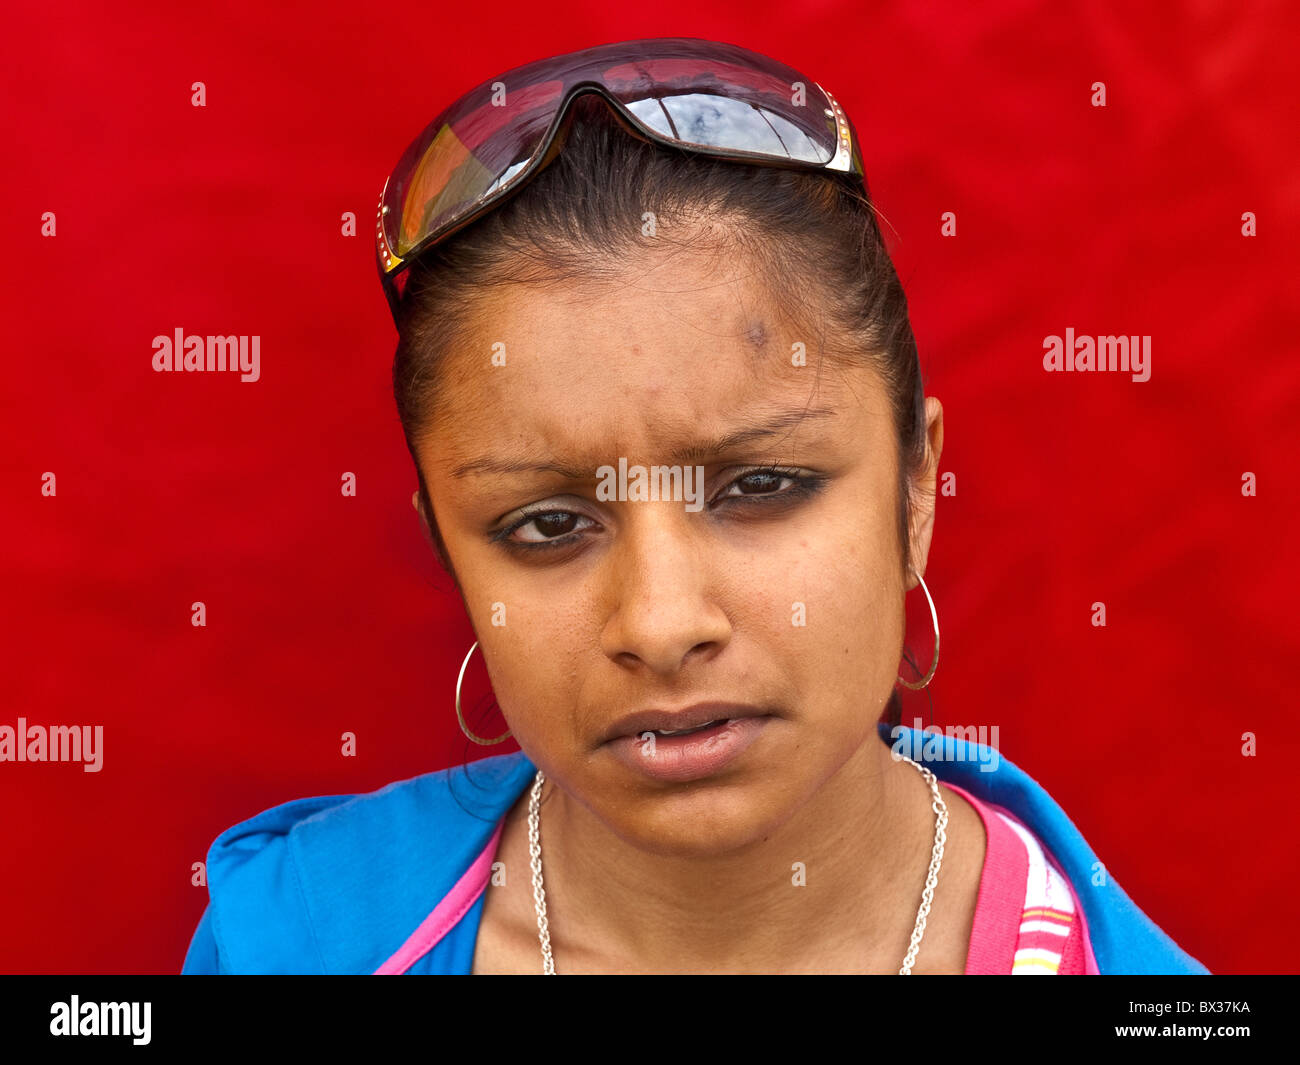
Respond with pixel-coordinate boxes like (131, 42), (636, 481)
(603, 56), (838, 166)
(380, 78), (566, 264)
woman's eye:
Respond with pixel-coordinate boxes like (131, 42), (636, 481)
(716, 469), (798, 499)
(495, 468), (820, 553)
(507, 510), (595, 544)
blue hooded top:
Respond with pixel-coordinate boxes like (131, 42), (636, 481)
(181, 724), (1210, 974)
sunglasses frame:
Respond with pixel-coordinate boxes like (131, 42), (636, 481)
(376, 42), (866, 320)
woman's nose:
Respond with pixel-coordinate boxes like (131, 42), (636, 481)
(598, 508), (732, 677)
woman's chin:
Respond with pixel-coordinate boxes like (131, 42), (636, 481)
(584, 781), (796, 860)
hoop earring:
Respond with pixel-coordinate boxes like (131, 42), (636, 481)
(455, 640), (513, 745)
(897, 566), (940, 690)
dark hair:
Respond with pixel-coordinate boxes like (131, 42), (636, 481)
(392, 92), (930, 741)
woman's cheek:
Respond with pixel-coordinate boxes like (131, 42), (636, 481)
(485, 607), (589, 752)
(798, 519), (904, 693)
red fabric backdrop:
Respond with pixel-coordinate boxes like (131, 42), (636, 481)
(2, 0), (1296, 974)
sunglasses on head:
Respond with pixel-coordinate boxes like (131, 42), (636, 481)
(375, 36), (866, 321)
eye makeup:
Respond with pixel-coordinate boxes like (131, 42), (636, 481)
(487, 466), (828, 555)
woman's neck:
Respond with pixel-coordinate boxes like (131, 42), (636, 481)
(532, 730), (972, 974)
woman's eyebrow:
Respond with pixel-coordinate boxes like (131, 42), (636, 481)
(449, 405), (837, 479)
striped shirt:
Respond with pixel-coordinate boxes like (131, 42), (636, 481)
(947, 782), (1097, 974)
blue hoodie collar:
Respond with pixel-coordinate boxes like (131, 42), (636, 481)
(206, 724), (1207, 973)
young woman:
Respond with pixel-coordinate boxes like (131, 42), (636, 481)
(182, 37), (1208, 975)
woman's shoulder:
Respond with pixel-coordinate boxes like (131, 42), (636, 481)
(182, 750), (535, 974)
(944, 780), (1096, 974)
(883, 723), (1211, 975)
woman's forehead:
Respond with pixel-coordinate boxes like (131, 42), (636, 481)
(424, 349), (887, 488)
(418, 258), (888, 479)
(443, 403), (846, 484)
(442, 265), (865, 406)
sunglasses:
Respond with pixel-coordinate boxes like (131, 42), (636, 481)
(375, 36), (865, 320)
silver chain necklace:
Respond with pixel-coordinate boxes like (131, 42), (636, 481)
(526, 754), (948, 975)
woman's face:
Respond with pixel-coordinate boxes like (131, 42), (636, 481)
(416, 247), (942, 858)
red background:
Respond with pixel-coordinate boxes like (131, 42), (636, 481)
(2, 1), (1296, 974)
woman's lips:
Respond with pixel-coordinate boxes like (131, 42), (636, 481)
(604, 716), (771, 783)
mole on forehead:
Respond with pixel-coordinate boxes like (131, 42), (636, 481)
(741, 318), (768, 350)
